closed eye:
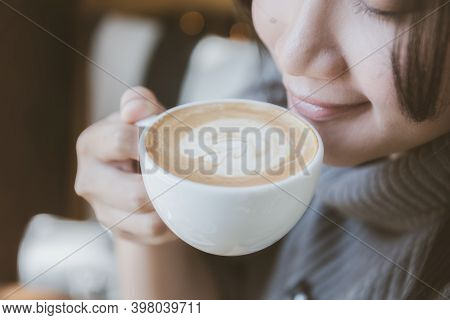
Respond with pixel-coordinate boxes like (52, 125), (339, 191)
(352, 0), (403, 20)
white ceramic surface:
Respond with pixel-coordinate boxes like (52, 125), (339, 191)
(139, 99), (323, 256)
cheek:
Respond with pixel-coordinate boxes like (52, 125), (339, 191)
(338, 17), (401, 123)
(357, 61), (399, 121)
(350, 53), (409, 140)
(252, 0), (291, 54)
(252, 5), (275, 50)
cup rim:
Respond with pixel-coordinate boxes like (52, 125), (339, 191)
(139, 98), (324, 191)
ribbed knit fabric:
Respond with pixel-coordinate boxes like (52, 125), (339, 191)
(205, 133), (450, 299)
(264, 133), (450, 299)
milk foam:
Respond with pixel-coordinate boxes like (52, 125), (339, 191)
(145, 102), (318, 186)
(178, 118), (293, 177)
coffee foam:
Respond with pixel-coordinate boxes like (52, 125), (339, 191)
(145, 102), (318, 186)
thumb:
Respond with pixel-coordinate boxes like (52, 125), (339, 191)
(120, 87), (163, 124)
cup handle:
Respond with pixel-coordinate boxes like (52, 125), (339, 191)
(135, 116), (158, 174)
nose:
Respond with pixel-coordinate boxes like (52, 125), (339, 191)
(274, 1), (347, 80)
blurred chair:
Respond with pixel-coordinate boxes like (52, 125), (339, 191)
(179, 35), (281, 103)
(88, 13), (280, 122)
(88, 14), (162, 122)
(18, 214), (117, 299)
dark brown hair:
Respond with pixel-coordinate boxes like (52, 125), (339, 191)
(235, 0), (450, 299)
(392, 0), (450, 121)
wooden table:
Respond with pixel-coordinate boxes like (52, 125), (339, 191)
(0, 283), (69, 300)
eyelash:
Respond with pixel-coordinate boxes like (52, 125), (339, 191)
(352, 0), (397, 20)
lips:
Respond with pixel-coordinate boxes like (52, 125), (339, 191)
(286, 89), (370, 122)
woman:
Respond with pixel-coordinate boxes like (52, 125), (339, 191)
(75, 0), (450, 299)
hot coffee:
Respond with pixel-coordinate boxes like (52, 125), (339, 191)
(145, 102), (318, 186)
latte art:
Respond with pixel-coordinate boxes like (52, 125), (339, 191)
(179, 120), (293, 177)
(145, 102), (318, 186)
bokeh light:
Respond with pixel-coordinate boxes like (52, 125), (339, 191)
(179, 11), (205, 36)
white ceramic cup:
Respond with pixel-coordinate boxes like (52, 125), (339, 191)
(138, 99), (323, 256)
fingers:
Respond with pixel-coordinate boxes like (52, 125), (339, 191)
(92, 202), (176, 245)
(120, 87), (164, 124)
(77, 120), (139, 161)
(76, 160), (153, 213)
(74, 87), (178, 246)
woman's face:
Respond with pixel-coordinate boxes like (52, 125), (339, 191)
(252, 0), (449, 166)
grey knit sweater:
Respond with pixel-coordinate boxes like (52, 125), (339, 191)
(206, 133), (450, 299)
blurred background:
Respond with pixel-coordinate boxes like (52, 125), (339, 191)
(0, 0), (283, 299)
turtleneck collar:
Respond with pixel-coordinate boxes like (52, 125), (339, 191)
(317, 133), (450, 232)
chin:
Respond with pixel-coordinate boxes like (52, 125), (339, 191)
(312, 121), (385, 167)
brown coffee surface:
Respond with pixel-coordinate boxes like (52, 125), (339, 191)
(145, 102), (318, 186)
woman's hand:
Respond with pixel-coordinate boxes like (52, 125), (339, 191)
(75, 87), (176, 245)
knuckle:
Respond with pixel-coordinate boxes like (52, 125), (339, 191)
(130, 190), (150, 210)
(150, 217), (167, 236)
(75, 128), (90, 156)
(105, 112), (120, 121)
(74, 174), (88, 198)
(91, 205), (116, 229)
(96, 213), (113, 229)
